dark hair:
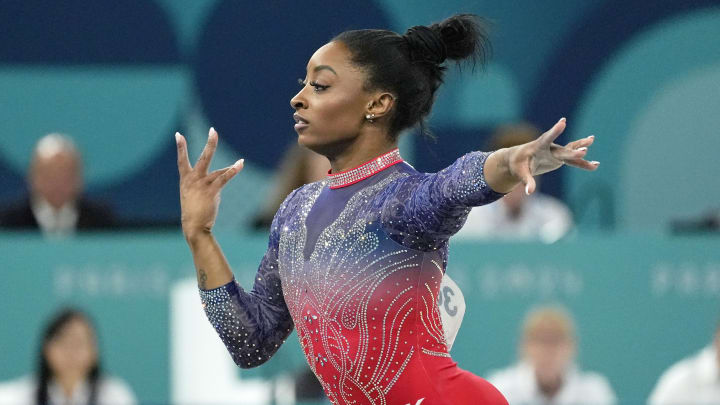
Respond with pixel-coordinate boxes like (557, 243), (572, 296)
(333, 14), (491, 139)
(35, 308), (101, 405)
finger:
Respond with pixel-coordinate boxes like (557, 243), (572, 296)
(176, 132), (191, 176)
(195, 127), (219, 175)
(524, 176), (537, 195)
(207, 164), (236, 183)
(539, 117), (567, 145)
(565, 159), (600, 171)
(565, 135), (595, 150)
(213, 159), (245, 188)
(553, 145), (588, 162)
(513, 159), (537, 195)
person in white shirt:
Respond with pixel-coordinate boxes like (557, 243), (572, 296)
(0, 134), (115, 236)
(648, 323), (720, 405)
(487, 306), (616, 405)
(455, 123), (573, 243)
(0, 308), (136, 405)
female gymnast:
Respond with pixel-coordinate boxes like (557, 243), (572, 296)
(176, 14), (598, 405)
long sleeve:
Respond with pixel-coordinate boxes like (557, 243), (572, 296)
(199, 204), (295, 369)
(381, 151), (504, 250)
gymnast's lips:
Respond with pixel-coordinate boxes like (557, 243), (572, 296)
(294, 113), (309, 131)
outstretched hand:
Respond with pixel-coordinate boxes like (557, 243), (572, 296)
(176, 127), (244, 237)
(505, 118), (599, 195)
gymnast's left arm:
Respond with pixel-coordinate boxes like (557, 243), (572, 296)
(381, 118), (598, 245)
(484, 117), (598, 194)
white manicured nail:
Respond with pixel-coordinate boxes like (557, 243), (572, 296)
(591, 161), (600, 165)
(175, 132), (181, 143)
(525, 184), (530, 195)
(578, 147), (588, 151)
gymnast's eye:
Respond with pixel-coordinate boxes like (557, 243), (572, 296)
(309, 81), (330, 92)
(297, 78), (329, 92)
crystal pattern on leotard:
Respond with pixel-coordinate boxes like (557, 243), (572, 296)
(200, 151), (503, 404)
(328, 148), (403, 189)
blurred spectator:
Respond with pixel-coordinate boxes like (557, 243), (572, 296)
(455, 123), (573, 243)
(0, 133), (115, 236)
(648, 321), (720, 404)
(671, 208), (720, 234)
(0, 308), (136, 405)
(487, 306), (616, 405)
(294, 367), (330, 404)
(251, 144), (328, 230)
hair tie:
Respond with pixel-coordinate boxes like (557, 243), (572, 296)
(403, 26), (447, 65)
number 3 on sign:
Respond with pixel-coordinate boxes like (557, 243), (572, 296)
(437, 273), (466, 351)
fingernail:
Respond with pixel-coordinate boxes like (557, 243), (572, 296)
(234, 158), (244, 168)
(591, 161), (600, 165)
(560, 117), (566, 122)
(525, 184), (530, 195)
(589, 135), (595, 139)
(175, 132), (180, 143)
(578, 147), (588, 151)
(209, 127), (215, 137)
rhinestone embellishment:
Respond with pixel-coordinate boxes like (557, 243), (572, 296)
(328, 148), (403, 189)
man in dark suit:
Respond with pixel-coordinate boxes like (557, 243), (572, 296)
(0, 133), (115, 236)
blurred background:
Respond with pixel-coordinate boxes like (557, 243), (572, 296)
(0, 0), (718, 404)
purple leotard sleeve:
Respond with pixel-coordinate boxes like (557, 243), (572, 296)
(381, 151), (504, 250)
(198, 191), (297, 369)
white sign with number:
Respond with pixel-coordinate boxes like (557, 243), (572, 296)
(438, 273), (466, 351)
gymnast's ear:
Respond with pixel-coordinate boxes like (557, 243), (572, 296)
(366, 92), (395, 119)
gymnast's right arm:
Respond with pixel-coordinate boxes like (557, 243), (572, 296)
(176, 128), (294, 368)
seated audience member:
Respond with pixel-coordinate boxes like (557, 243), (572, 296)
(251, 143), (329, 230)
(294, 367), (331, 404)
(648, 321), (720, 404)
(455, 123), (573, 243)
(0, 133), (115, 236)
(0, 308), (136, 405)
(487, 306), (616, 405)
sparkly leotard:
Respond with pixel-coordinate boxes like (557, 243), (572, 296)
(200, 149), (509, 405)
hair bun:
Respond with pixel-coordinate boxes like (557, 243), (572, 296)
(404, 25), (447, 65)
(433, 14), (491, 66)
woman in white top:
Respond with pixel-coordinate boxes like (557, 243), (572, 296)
(648, 324), (720, 405)
(487, 306), (616, 405)
(0, 308), (136, 405)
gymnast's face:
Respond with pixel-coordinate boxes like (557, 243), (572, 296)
(290, 41), (375, 157)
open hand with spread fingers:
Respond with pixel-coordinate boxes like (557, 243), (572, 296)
(176, 127), (244, 238)
(489, 118), (600, 195)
